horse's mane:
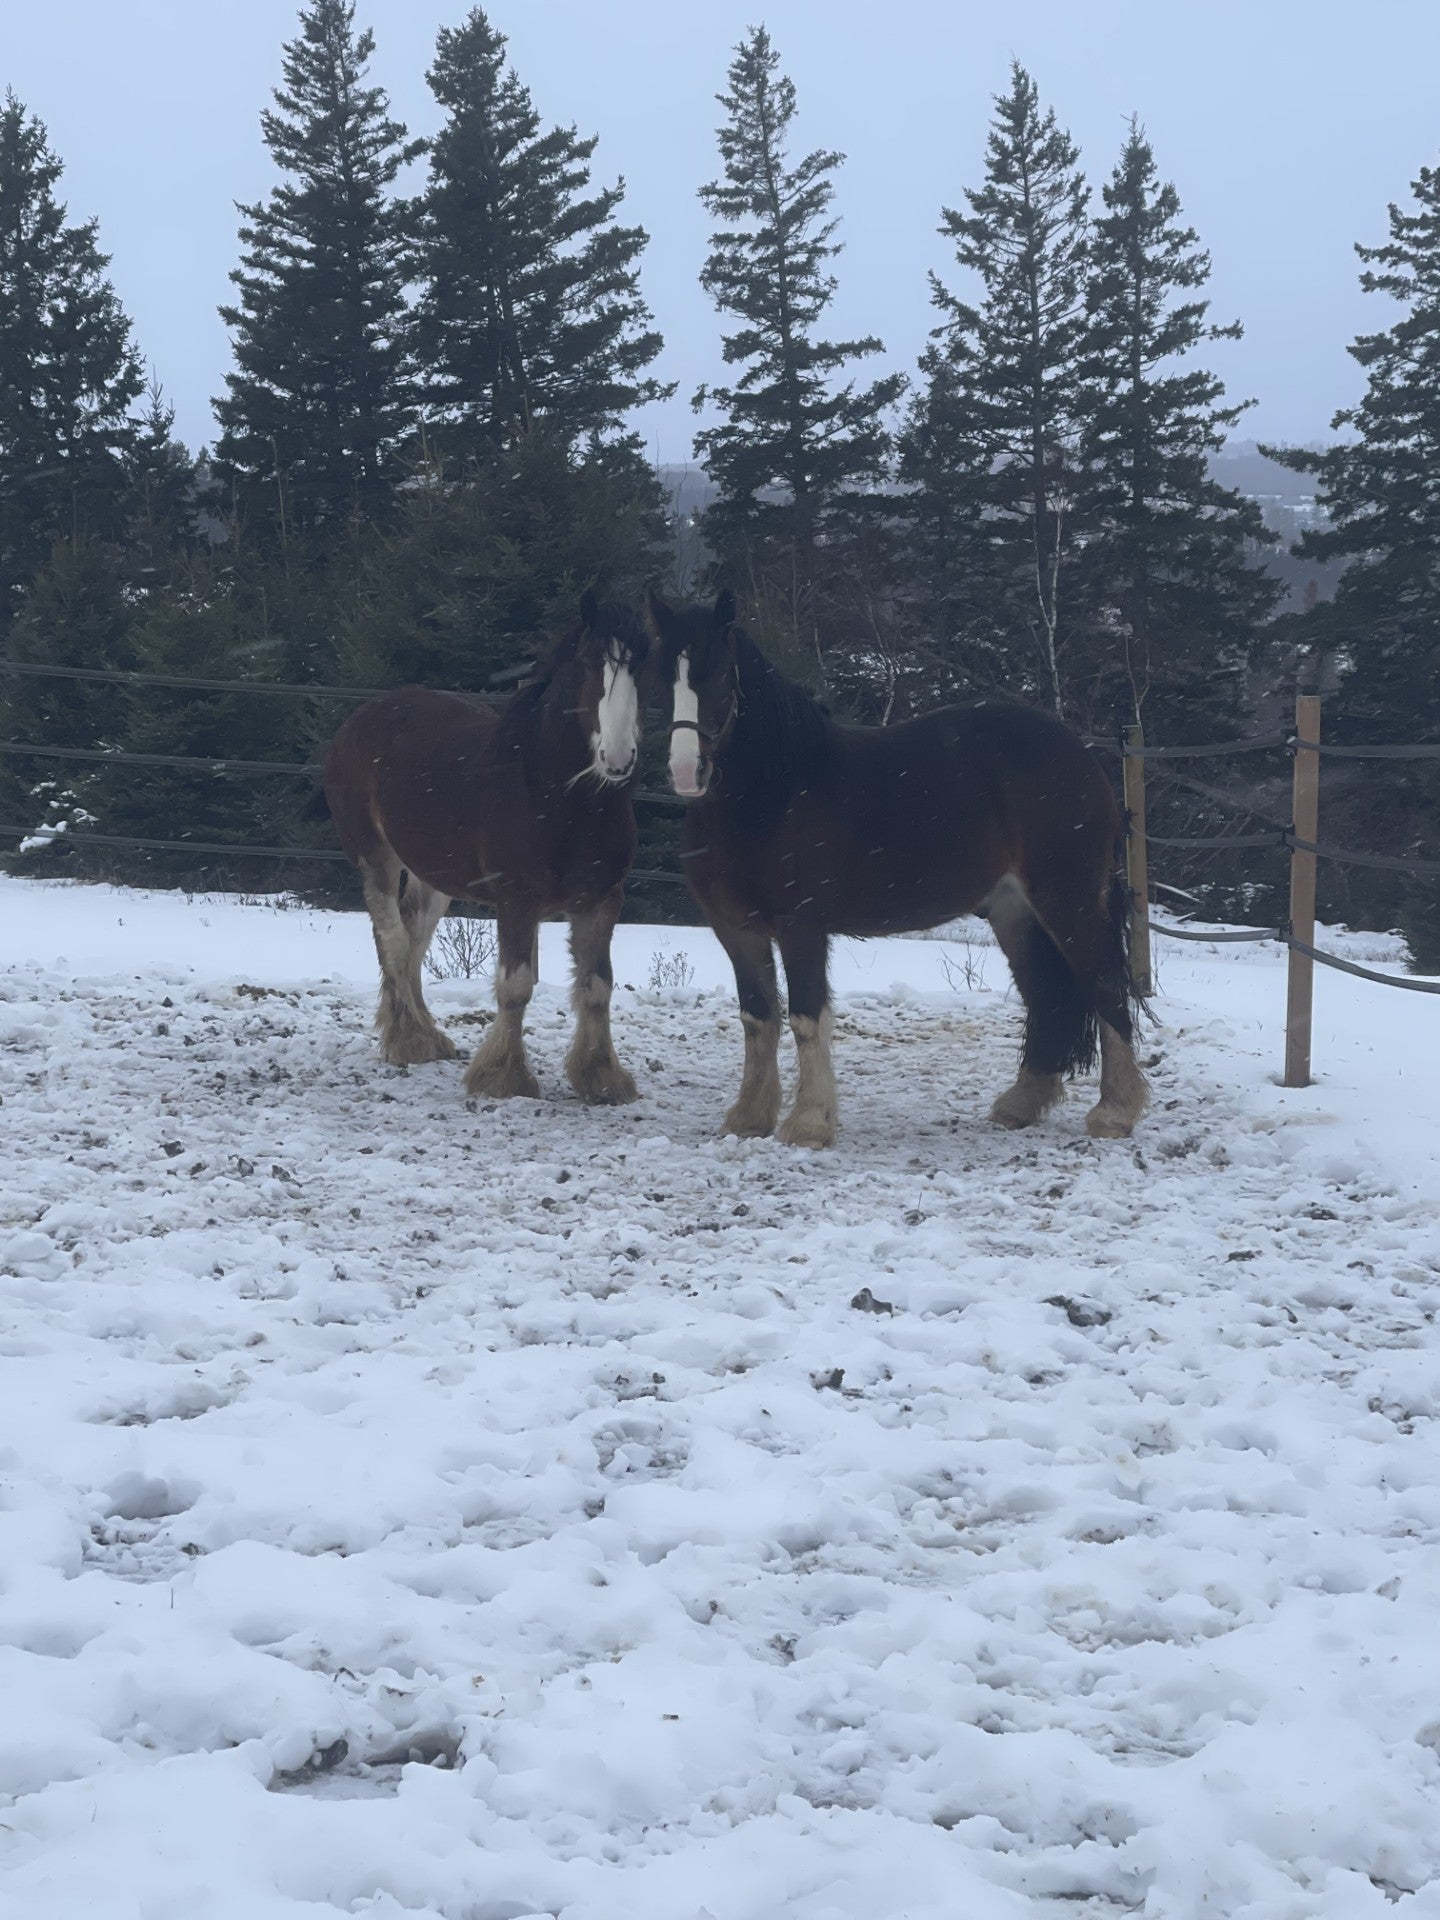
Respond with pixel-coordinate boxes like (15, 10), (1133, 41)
(725, 626), (832, 805)
(504, 624), (581, 716)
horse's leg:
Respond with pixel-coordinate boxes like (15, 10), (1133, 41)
(775, 923), (837, 1149)
(360, 850), (445, 1067)
(564, 887), (637, 1105)
(712, 920), (782, 1137)
(464, 908), (541, 1099)
(984, 875), (1070, 1128)
(1024, 870), (1149, 1140)
(396, 876), (458, 1062)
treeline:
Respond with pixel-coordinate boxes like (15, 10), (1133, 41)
(0, 6), (1435, 958)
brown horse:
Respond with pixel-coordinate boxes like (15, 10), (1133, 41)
(322, 593), (647, 1105)
(645, 589), (1148, 1147)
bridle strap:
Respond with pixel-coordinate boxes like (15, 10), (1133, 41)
(669, 719), (704, 737)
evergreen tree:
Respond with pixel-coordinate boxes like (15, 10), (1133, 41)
(411, 7), (670, 457)
(1074, 121), (1278, 738)
(0, 92), (144, 622)
(126, 379), (201, 574)
(693, 26), (903, 671)
(902, 63), (1088, 712)
(349, 428), (668, 692)
(214, 0), (420, 529)
(1266, 156), (1440, 966)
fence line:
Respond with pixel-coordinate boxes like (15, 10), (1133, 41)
(1, 657), (389, 700)
(1, 740), (320, 776)
(1295, 738), (1440, 761)
(0, 823), (353, 862)
(7, 656), (1436, 1056)
(1121, 688), (1438, 1090)
(1287, 833), (1440, 879)
(0, 820), (691, 887)
(1150, 922), (1282, 944)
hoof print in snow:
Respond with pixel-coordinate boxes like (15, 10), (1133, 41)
(367, 1728), (461, 1770)
(851, 1286), (894, 1315)
(1045, 1295), (1112, 1328)
(272, 1737), (350, 1788)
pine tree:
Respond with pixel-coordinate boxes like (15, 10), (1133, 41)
(1265, 156), (1440, 966)
(1075, 121), (1278, 739)
(903, 63), (1088, 713)
(126, 379), (200, 574)
(693, 26), (903, 669)
(214, 0), (420, 529)
(411, 7), (670, 457)
(0, 92), (144, 622)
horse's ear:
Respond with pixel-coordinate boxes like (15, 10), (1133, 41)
(579, 587), (600, 633)
(642, 584), (672, 641)
(714, 586), (737, 629)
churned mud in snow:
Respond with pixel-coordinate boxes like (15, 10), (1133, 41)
(1, 879), (1439, 1919)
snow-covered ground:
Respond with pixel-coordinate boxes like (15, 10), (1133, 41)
(2, 875), (1439, 1920)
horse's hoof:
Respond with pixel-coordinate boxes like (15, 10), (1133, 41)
(777, 1108), (836, 1149)
(465, 1057), (541, 1100)
(1085, 1103), (1135, 1140)
(989, 1072), (1064, 1130)
(723, 1104), (779, 1139)
(568, 1056), (638, 1105)
(381, 1027), (458, 1067)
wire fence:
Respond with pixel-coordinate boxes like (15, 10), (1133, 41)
(0, 653), (691, 887)
(4, 657), (1437, 1004)
(1119, 708), (1440, 1069)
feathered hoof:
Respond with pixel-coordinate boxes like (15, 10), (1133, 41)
(380, 1026), (458, 1067)
(1085, 1101), (1137, 1140)
(988, 1071), (1064, 1130)
(465, 1052), (540, 1100)
(567, 1052), (638, 1105)
(777, 1105), (836, 1149)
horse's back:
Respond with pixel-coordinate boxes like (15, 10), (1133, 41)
(699, 695), (1120, 938)
(323, 686), (503, 872)
(836, 699), (1114, 835)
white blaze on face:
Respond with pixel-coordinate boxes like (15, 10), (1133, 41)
(669, 651), (702, 797)
(593, 652), (639, 780)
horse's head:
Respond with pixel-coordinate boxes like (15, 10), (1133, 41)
(643, 587), (739, 799)
(575, 589), (647, 785)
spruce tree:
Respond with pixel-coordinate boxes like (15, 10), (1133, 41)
(1075, 121), (1277, 738)
(694, 26), (903, 670)
(411, 7), (670, 457)
(0, 92), (144, 622)
(903, 63), (1088, 712)
(1266, 156), (1440, 966)
(214, 0), (419, 529)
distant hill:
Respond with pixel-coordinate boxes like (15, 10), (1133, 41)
(658, 440), (1342, 609)
(1208, 438), (1324, 506)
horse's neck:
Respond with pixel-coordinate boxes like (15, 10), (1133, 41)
(723, 635), (830, 802)
(500, 674), (587, 793)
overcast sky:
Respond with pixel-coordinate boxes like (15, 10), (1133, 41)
(7, 0), (1439, 463)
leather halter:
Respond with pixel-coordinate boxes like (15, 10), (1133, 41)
(668, 677), (738, 749)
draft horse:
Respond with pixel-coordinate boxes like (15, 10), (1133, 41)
(645, 589), (1148, 1147)
(323, 592), (647, 1105)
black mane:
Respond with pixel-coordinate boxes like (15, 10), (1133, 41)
(720, 626), (832, 822)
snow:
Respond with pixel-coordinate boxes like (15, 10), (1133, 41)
(2, 873), (1439, 1920)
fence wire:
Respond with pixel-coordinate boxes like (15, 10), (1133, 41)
(5, 657), (1435, 966)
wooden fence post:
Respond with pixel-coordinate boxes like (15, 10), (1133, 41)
(1122, 724), (1152, 998)
(1283, 691), (1322, 1087)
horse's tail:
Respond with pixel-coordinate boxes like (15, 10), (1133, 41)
(1017, 837), (1143, 1080)
(1098, 841), (1150, 1046)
